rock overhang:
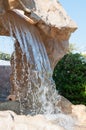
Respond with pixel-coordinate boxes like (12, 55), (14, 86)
(0, 0), (77, 35)
(0, 0), (78, 69)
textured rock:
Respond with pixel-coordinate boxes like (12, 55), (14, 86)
(0, 95), (72, 115)
(0, 66), (11, 101)
(0, 101), (20, 114)
(0, 0), (77, 69)
(71, 105), (86, 125)
(56, 96), (72, 114)
(0, 1), (77, 69)
(0, 106), (86, 130)
(0, 20), (9, 35)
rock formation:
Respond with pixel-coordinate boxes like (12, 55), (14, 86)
(0, 105), (86, 130)
(0, 1), (77, 68)
(0, 66), (11, 101)
(0, 0), (77, 114)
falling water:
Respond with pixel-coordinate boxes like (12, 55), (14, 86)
(2, 9), (61, 115)
(0, 9), (81, 130)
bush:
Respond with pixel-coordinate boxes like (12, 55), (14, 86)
(0, 52), (11, 61)
(53, 53), (86, 105)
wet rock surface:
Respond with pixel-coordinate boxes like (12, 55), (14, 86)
(0, 101), (20, 114)
(56, 96), (72, 114)
(0, 95), (72, 115)
(0, 66), (11, 100)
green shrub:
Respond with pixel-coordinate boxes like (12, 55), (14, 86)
(0, 52), (11, 61)
(53, 53), (86, 105)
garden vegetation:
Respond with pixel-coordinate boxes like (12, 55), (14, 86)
(53, 53), (86, 105)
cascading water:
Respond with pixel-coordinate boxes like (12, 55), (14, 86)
(2, 9), (61, 115)
(1, 9), (83, 130)
(0, 0), (85, 128)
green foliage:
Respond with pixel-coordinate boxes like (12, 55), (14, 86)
(53, 53), (86, 105)
(0, 52), (11, 61)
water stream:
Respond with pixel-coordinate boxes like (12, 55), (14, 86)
(2, 9), (62, 115)
(0, 9), (80, 130)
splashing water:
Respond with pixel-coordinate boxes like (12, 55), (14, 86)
(0, 9), (80, 130)
(2, 9), (61, 115)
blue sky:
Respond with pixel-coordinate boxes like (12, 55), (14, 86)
(60, 0), (86, 52)
(0, 36), (14, 54)
(0, 0), (86, 54)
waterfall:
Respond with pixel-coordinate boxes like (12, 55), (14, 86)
(2, 9), (61, 115)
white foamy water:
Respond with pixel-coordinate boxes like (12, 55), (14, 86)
(1, 9), (61, 115)
(45, 114), (75, 130)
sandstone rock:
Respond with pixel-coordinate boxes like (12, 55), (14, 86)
(0, 109), (86, 130)
(56, 96), (72, 114)
(7, 94), (16, 101)
(0, 0), (77, 69)
(71, 105), (86, 126)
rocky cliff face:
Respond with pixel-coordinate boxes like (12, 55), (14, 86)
(0, 0), (77, 114)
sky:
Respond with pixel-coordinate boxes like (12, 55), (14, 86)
(60, 0), (86, 53)
(0, 36), (14, 54)
(0, 0), (86, 54)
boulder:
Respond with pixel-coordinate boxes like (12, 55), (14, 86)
(0, 101), (20, 114)
(56, 96), (72, 114)
(0, 108), (86, 130)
